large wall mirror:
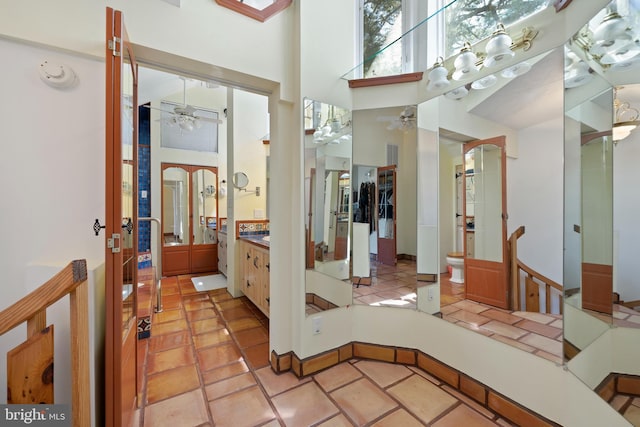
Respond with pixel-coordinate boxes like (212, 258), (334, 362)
(304, 98), (354, 315)
(563, 0), (640, 413)
(421, 46), (566, 361)
(351, 106), (418, 310)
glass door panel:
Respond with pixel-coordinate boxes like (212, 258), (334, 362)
(162, 164), (218, 276)
(105, 7), (138, 426)
(463, 136), (509, 309)
(162, 165), (190, 276)
(191, 167), (218, 273)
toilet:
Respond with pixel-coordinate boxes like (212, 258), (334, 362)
(446, 252), (464, 284)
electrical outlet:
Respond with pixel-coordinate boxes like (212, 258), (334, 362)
(427, 287), (434, 301)
(312, 316), (322, 335)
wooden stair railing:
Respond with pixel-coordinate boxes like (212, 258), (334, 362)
(509, 227), (563, 313)
(0, 259), (90, 427)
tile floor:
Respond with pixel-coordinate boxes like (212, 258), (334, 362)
(352, 259), (418, 310)
(611, 394), (640, 426)
(134, 274), (520, 426)
(349, 260), (564, 364)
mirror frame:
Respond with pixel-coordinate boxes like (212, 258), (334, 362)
(215, 0), (292, 22)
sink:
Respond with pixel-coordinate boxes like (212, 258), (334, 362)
(262, 235), (270, 242)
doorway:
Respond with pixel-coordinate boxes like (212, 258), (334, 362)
(162, 163), (219, 276)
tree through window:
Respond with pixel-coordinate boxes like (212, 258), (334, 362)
(362, 0), (403, 77)
(444, 0), (547, 57)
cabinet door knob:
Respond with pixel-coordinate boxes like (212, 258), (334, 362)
(266, 263), (270, 272)
(247, 252), (251, 259)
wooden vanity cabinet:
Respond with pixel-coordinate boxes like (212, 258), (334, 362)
(239, 240), (270, 317)
(218, 232), (227, 276)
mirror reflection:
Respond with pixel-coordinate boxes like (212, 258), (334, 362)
(304, 98), (354, 315)
(427, 48), (565, 363)
(563, 0), (640, 420)
(162, 163), (219, 276)
(351, 106), (419, 310)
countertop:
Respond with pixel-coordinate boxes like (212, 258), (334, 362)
(239, 234), (270, 249)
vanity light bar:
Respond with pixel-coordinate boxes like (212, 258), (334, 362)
(427, 25), (539, 89)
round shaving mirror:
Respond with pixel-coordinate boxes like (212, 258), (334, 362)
(232, 172), (249, 189)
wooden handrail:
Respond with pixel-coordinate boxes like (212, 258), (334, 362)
(509, 226), (563, 313)
(509, 226), (526, 309)
(517, 259), (563, 293)
(0, 259), (87, 335)
(0, 259), (90, 427)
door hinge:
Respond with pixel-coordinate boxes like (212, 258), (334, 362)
(107, 233), (121, 253)
(108, 37), (121, 57)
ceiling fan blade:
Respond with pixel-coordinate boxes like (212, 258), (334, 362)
(194, 116), (223, 124)
(142, 104), (177, 115)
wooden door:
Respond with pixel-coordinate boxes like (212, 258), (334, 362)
(377, 165), (396, 266)
(162, 163), (218, 276)
(105, 7), (138, 427)
(333, 170), (350, 260)
(463, 136), (509, 309)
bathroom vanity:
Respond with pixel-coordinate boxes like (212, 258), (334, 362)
(238, 237), (270, 317)
(218, 218), (228, 276)
(236, 220), (270, 317)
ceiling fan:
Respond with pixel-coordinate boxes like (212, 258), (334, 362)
(145, 77), (222, 132)
(377, 106), (417, 131)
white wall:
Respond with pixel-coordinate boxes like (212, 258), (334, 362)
(231, 89), (269, 221)
(0, 38), (105, 402)
(300, 304), (629, 427)
(507, 117), (564, 285)
(0, 0), (295, 101)
(299, 0), (355, 110)
(614, 129), (640, 300)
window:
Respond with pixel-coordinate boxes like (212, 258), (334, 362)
(160, 101), (219, 153)
(444, 0), (548, 57)
(360, 0), (405, 78)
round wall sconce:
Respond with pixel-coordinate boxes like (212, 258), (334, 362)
(39, 60), (77, 89)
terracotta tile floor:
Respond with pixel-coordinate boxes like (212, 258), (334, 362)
(135, 274), (518, 426)
(348, 260), (563, 363)
(611, 395), (640, 426)
(350, 259), (418, 309)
